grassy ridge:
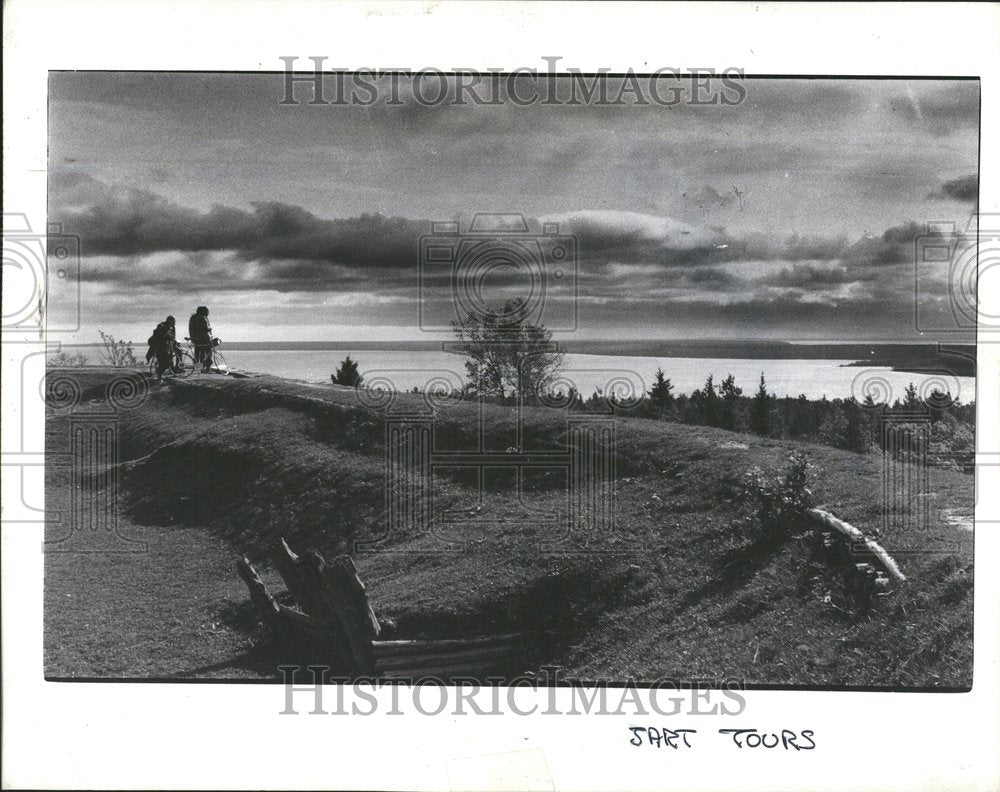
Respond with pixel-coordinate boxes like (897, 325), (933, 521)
(46, 369), (973, 685)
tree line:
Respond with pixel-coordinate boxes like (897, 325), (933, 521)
(449, 299), (974, 470)
(575, 369), (974, 471)
(335, 298), (975, 471)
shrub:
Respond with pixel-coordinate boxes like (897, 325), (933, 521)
(97, 331), (140, 367)
(49, 350), (89, 366)
(737, 453), (817, 540)
(332, 355), (363, 387)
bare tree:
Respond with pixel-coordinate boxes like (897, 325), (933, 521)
(97, 330), (140, 367)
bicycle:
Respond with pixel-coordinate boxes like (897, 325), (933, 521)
(183, 336), (230, 376)
(147, 343), (197, 379)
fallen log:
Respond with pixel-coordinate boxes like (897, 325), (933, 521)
(806, 508), (906, 583)
(236, 557), (280, 621)
(272, 539), (380, 675)
(237, 546), (524, 680)
(236, 557), (336, 646)
(271, 540), (320, 616)
(378, 660), (507, 681)
(374, 644), (515, 672)
(373, 633), (523, 657)
(275, 604), (329, 641)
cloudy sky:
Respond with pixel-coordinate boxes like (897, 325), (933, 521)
(48, 73), (979, 343)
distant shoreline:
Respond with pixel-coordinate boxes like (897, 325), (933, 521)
(61, 339), (976, 372)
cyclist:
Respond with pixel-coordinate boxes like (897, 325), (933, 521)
(188, 305), (214, 373)
(149, 315), (180, 382)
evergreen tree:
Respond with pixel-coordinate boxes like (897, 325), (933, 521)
(647, 368), (675, 412)
(584, 388), (607, 412)
(789, 393), (812, 437)
(818, 405), (849, 448)
(926, 388), (950, 423)
(842, 397), (871, 453)
(332, 355), (364, 387)
(694, 373), (719, 426)
(750, 372), (771, 436)
(719, 373), (743, 431)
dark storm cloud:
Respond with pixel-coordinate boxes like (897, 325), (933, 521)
(591, 263), (743, 292)
(927, 174), (979, 203)
(55, 173), (958, 331)
(840, 221), (958, 268)
(45, 73), (981, 342)
(52, 172), (425, 267)
(681, 267), (741, 288)
(544, 211), (851, 268)
(761, 264), (874, 289)
(78, 254), (420, 295)
(576, 290), (916, 340)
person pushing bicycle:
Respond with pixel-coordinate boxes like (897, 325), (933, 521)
(148, 315), (181, 382)
(188, 305), (215, 373)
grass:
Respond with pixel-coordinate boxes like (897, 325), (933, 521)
(45, 368), (973, 686)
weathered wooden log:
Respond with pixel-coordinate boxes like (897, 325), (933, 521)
(239, 543), (523, 680)
(373, 633), (522, 657)
(275, 604), (328, 641)
(374, 643), (515, 672)
(236, 556), (345, 647)
(322, 553), (381, 642)
(806, 508), (907, 583)
(236, 557), (280, 622)
(271, 543), (359, 669)
(851, 563), (879, 612)
(272, 539), (320, 616)
(378, 660), (507, 681)
(374, 633), (525, 680)
(272, 539), (379, 675)
(303, 551), (379, 674)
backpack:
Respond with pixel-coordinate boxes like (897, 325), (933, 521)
(148, 323), (170, 349)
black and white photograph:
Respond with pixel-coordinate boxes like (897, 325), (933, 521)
(41, 69), (979, 688)
(3, 2), (999, 791)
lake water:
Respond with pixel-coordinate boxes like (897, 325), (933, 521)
(215, 349), (976, 403)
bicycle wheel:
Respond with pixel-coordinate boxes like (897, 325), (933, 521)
(209, 350), (229, 375)
(176, 350), (198, 378)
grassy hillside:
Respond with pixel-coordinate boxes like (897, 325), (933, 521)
(45, 368), (973, 686)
